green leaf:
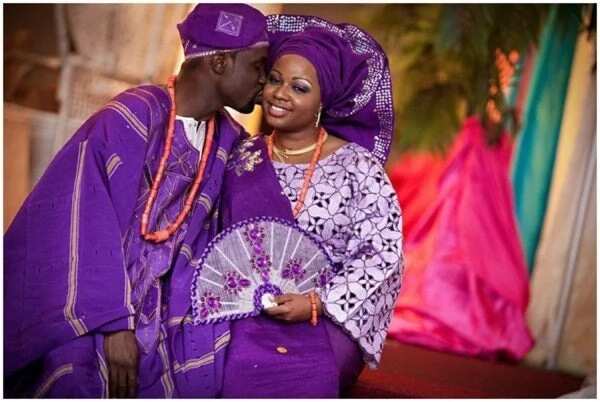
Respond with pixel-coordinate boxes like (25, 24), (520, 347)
(360, 4), (560, 154)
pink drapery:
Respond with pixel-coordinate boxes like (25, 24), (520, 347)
(388, 117), (534, 360)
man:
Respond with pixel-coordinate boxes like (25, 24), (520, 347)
(5, 4), (268, 397)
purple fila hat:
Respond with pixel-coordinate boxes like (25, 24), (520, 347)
(178, 4), (268, 60)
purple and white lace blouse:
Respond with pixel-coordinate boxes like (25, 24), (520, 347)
(273, 142), (403, 368)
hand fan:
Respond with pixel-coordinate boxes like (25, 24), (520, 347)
(191, 217), (335, 324)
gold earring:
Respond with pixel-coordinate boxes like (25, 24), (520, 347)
(315, 105), (322, 128)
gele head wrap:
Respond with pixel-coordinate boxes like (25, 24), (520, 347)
(267, 14), (394, 163)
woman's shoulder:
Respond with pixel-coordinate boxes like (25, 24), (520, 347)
(332, 142), (400, 211)
(230, 133), (268, 158)
(333, 142), (386, 173)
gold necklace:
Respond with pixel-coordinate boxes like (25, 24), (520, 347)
(271, 131), (328, 160)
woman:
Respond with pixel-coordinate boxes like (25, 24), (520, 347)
(216, 15), (403, 397)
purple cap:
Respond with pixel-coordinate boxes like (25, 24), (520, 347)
(178, 4), (268, 60)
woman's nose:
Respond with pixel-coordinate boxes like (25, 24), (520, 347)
(273, 84), (288, 100)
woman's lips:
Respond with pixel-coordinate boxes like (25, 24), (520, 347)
(266, 102), (291, 118)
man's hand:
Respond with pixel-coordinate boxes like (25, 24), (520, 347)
(264, 293), (322, 322)
(104, 330), (138, 398)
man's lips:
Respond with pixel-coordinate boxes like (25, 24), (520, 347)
(254, 89), (263, 104)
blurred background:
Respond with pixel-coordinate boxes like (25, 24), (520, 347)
(3, 2), (596, 393)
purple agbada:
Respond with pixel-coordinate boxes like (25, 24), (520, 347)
(4, 85), (243, 397)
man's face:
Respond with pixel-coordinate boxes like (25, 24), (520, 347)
(222, 47), (268, 114)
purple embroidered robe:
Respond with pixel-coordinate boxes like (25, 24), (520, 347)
(216, 135), (387, 397)
(4, 85), (242, 397)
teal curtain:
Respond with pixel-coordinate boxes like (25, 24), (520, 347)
(510, 4), (580, 273)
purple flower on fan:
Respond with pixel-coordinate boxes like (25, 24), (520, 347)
(282, 258), (306, 282)
(223, 271), (251, 295)
(251, 252), (272, 275)
(199, 291), (222, 318)
(243, 223), (272, 282)
(244, 224), (265, 244)
(251, 242), (264, 255)
(314, 267), (334, 288)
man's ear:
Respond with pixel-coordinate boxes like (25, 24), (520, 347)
(208, 53), (234, 75)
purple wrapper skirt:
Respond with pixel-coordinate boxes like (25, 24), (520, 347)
(6, 316), (363, 398)
(221, 315), (364, 398)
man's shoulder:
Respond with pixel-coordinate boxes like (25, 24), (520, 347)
(218, 108), (244, 132)
(217, 108), (258, 144)
(111, 85), (171, 117)
(76, 85), (169, 149)
(91, 84), (171, 140)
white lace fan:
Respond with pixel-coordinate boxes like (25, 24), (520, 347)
(191, 217), (335, 325)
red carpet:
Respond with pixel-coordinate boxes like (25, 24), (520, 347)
(348, 340), (584, 398)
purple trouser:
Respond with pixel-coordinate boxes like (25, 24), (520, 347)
(221, 315), (364, 398)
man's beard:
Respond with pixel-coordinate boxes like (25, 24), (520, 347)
(238, 99), (256, 114)
(237, 90), (262, 114)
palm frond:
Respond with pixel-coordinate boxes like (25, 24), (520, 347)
(361, 4), (563, 154)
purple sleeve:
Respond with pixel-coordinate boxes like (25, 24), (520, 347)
(320, 152), (404, 368)
(97, 316), (134, 334)
(4, 105), (149, 374)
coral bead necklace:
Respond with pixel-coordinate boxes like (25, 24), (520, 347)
(141, 75), (215, 243)
(267, 127), (327, 218)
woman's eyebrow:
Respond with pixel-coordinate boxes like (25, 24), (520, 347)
(292, 77), (313, 85)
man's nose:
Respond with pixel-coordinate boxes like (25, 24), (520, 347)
(258, 68), (267, 86)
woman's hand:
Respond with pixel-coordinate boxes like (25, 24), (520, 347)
(104, 330), (138, 398)
(264, 293), (322, 322)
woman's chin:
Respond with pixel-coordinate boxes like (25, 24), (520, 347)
(265, 117), (289, 131)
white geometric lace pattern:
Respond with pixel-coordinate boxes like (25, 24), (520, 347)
(273, 143), (404, 368)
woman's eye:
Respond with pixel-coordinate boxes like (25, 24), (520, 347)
(293, 85), (309, 94)
(267, 75), (280, 84)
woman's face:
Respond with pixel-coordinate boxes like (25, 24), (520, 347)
(262, 54), (321, 133)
